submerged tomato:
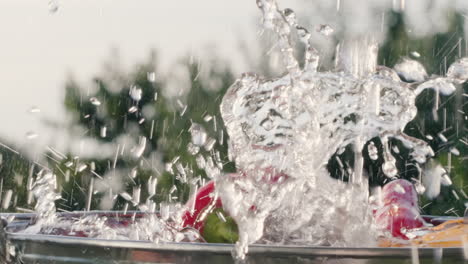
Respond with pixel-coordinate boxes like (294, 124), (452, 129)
(185, 177), (426, 242)
(381, 179), (418, 208)
(376, 179), (426, 239)
(375, 203), (425, 239)
(182, 180), (222, 233)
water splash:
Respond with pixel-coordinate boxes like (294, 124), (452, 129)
(23, 171), (60, 234)
(218, 0), (460, 259)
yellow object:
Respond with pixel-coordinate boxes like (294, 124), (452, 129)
(379, 219), (467, 248)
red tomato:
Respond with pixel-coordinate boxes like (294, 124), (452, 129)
(381, 179), (418, 208)
(376, 179), (426, 239)
(182, 180), (222, 233)
(375, 203), (425, 239)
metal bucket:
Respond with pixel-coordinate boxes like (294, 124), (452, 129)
(0, 212), (465, 264)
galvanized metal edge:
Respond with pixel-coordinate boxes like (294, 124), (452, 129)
(6, 231), (466, 259)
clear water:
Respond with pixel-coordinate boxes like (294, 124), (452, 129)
(217, 0), (463, 259)
(17, 0), (467, 261)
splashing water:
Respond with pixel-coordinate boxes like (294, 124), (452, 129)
(216, 0), (460, 259)
(24, 171), (61, 234)
(20, 0), (466, 260)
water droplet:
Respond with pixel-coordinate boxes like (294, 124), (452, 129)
(25, 131), (38, 140)
(77, 163), (87, 172)
(410, 51), (420, 58)
(440, 174), (452, 186)
(437, 133), (448, 143)
(129, 85), (142, 101)
(187, 142), (200, 155)
(449, 147), (460, 156)
(204, 137), (216, 152)
(282, 8), (296, 26)
(29, 106), (41, 113)
(203, 115), (213, 122)
(367, 142), (378, 160)
(147, 72), (156, 83)
(382, 158), (398, 177)
(120, 192), (133, 202)
(48, 0), (59, 13)
(394, 58), (427, 82)
(414, 181), (425, 194)
(100, 126), (107, 138)
(195, 155), (206, 169)
(128, 106), (138, 113)
(316, 24), (334, 36)
(190, 123), (207, 146)
(131, 137), (146, 158)
(89, 97), (101, 106)
(446, 57), (468, 83)
(296, 26), (311, 43)
(2, 190), (13, 209)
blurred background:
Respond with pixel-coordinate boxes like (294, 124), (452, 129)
(0, 0), (466, 217)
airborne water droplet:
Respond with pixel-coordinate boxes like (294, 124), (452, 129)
(89, 97), (101, 106)
(282, 8), (297, 26)
(129, 85), (142, 101)
(315, 24), (334, 36)
(394, 58), (427, 82)
(190, 123), (207, 146)
(367, 142), (378, 160)
(147, 72), (156, 83)
(25, 131), (38, 140)
(410, 51), (420, 58)
(382, 161), (397, 178)
(48, 0), (59, 13)
(29, 106), (41, 113)
(100, 126), (107, 138)
(128, 106), (138, 113)
(446, 57), (468, 83)
(449, 148), (460, 156)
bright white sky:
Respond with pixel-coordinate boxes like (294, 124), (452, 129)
(0, 0), (276, 153)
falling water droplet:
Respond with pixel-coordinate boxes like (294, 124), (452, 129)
(147, 72), (156, 83)
(203, 115), (213, 122)
(204, 137), (217, 152)
(282, 8), (297, 26)
(120, 192), (133, 202)
(2, 190), (13, 209)
(89, 97), (101, 106)
(449, 148), (460, 156)
(440, 174), (452, 186)
(187, 142), (200, 155)
(437, 133), (448, 143)
(316, 24), (334, 36)
(131, 137), (147, 158)
(100, 126), (107, 138)
(48, 0), (59, 13)
(394, 58), (428, 82)
(410, 51), (420, 58)
(25, 131), (38, 140)
(446, 57), (468, 83)
(296, 26), (311, 43)
(190, 123), (207, 146)
(29, 106), (41, 113)
(382, 158), (398, 177)
(128, 106), (138, 113)
(129, 85), (142, 101)
(77, 163), (87, 172)
(367, 142), (378, 160)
